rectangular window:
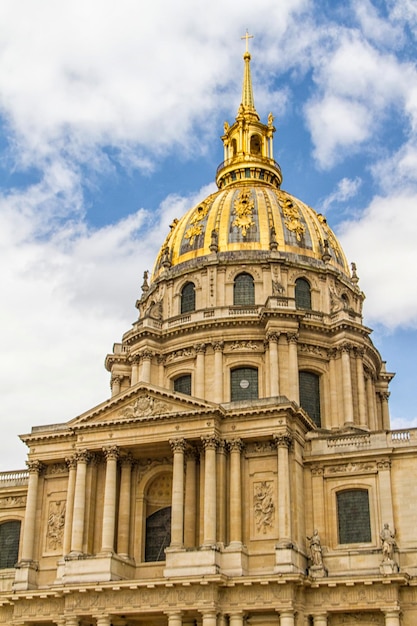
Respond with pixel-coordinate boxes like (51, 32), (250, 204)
(337, 490), (371, 544)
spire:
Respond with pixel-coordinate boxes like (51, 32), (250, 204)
(215, 37), (282, 190)
(241, 30), (256, 112)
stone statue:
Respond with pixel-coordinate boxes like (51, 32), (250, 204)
(307, 529), (323, 567)
(380, 523), (396, 561)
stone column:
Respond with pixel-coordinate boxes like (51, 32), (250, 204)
(340, 344), (354, 425)
(96, 616), (112, 626)
(288, 333), (299, 403)
(274, 434), (292, 545)
(170, 438), (186, 548)
(117, 455), (133, 558)
(54, 618), (67, 626)
(130, 355), (140, 386)
(111, 375), (121, 396)
(141, 350), (153, 383)
(63, 457), (77, 556)
(328, 349), (338, 429)
(278, 334), (289, 398)
(64, 616), (80, 626)
(377, 460), (395, 530)
(228, 439), (243, 546)
(212, 342), (224, 403)
(195, 343), (206, 399)
(229, 613), (244, 626)
(158, 354), (165, 387)
(166, 613), (183, 626)
(279, 610), (295, 626)
(201, 611), (217, 626)
(70, 451), (90, 555)
(366, 374), (377, 430)
(312, 614), (328, 626)
(384, 610), (401, 626)
(355, 348), (367, 427)
(268, 333), (280, 397)
(217, 440), (227, 545)
(20, 460), (43, 562)
(184, 448), (198, 548)
(201, 436), (218, 546)
(380, 392), (390, 430)
(101, 446), (119, 554)
(311, 466), (325, 537)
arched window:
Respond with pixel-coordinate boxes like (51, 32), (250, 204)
(174, 374), (191, 396)
(295, 277), (311, 309)
(250, 134), (262, 155)
(231, 367), (258, 401)
(0, 520), (21, 569)
(181, 282), (195, 314)
(299, 371), (321, 427)
(337, 489), (371, 544)
(231, 138), (237, 157)
(234, 273), (255, 305)
(144, 474), (172, 562)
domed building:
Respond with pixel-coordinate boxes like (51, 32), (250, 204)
(1, 45), (417, 626)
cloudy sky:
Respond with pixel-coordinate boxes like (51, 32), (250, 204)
(1, 0), (417, 470)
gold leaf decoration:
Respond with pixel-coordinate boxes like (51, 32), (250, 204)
(232, 189), (255, 237)
(282, 198), (305, 241)
(184, 203), (210, 245)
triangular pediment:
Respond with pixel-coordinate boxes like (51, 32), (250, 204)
(68, 383), (217, 429)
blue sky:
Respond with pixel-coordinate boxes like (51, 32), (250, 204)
(1, 0), (417, 470)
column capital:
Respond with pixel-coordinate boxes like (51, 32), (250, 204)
(194, 342), (207, 354)
(75, 450), (91, 464)
(339, 342), (353, 354)
(287, 332), (299, 344)
(201, 435), (219, 450)
(227, 438), (244, 452)
(103, 446), (119, 461)
(273, 432), (293, 449)
(266, 331), (280, 343)
(141, 349), (154, 361)
(120, 452), (134, 467)
(170, 438), (187, 453)
(65, 456), (78, 470)
(26, 460), (45, 474)
(311, 465), (324, 477)
(212, 340), (224, 352)
(377, 459), (392, 471)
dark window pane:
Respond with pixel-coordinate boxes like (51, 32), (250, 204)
(234, 273), (255, 305)
(337, 490), (371, 544)
(299, 371), (321, 427)
(295, 278), (311, 309)
(174, 374), (191, 396)
(0, 521), (21, 568)
(231, 367), (258, 401)
(181, 282), (195, 314)
(145, 506), (171, 562)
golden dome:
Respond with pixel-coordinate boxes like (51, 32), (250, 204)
(152, 184), (349, 280)
(152, 45), (349, 282)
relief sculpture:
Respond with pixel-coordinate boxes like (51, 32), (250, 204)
(46, 500), (65, 551)
(254, 481), (275, 534)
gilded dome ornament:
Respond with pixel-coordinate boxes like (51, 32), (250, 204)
(282, 198), (305, 241)
(232, 189), (255, 237)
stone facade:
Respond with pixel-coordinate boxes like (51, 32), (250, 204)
(1, 49), (416, 626)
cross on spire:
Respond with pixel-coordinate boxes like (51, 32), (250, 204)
(241, 30), (254, 53)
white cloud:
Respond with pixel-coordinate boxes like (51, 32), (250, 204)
(338, 191), (417, 328)
(320, 176), (362, 213)
(304, 26), (417, 167)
